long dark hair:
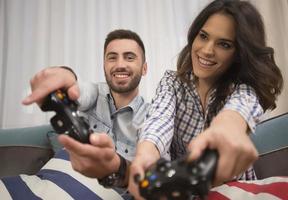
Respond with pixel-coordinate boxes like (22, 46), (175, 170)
(177, 0), (283, 112)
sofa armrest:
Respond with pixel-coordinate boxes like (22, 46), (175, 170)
(0, 146), (54, 177)
(251, 113), (288, 178)
(0, 125), (57, 177)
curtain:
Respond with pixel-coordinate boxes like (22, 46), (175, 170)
(0, 0), (287, 128)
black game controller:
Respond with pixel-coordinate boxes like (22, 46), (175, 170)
(136, 149), (219, 200)
(41, 90), (91, 143)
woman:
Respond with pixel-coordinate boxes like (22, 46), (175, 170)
(129, 0), (283, 199)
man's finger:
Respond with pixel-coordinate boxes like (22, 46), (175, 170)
(89, 133), (114, 148)
(67, 84), (80, 100)
(58, 134), (91, 155)
(22, 84), (53, 105)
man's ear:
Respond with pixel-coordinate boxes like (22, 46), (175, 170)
(142, 62), (147, 76)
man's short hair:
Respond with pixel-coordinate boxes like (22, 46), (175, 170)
(104, 29), (146, 61)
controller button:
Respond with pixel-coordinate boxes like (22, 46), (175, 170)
(155, 180), (162, 188)
(57, 120), (64, 127)
(190, 177), (199, 185)
(56, 91), (64, 100)
(149, 174), (157, 181)
(191, 166), (198, 174)
(166, 169), (176, 178)
(141, 180), (149, 188)
(159, 166), (166, 172)
(146, 171), (152, 177)
(72, 111), (77, 117)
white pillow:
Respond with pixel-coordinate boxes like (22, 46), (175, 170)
(0, 149), (124, 200)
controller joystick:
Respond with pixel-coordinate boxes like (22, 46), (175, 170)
(41, 90), (92, 143)
(137, 149), (218, 200)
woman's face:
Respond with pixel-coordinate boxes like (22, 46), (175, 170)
(191, 13), (236, 86)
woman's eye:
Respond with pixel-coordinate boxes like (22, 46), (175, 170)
(219, 41), (232, 49)
(199, 32), (207, 40)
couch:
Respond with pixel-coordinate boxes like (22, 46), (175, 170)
(0, 113), (288, 178)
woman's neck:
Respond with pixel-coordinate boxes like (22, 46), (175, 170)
(197, 79), (214, 112)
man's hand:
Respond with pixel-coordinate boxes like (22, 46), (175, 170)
(187, 110), (258, 186)
(58, 133), (121, 178)
(22, 66), (79, 106)
(128, 141), (160, 200)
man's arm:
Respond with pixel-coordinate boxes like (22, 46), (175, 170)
(58, 133), (130, 187)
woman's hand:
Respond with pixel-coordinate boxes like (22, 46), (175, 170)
(187, 110), (258, 186)
(128, 141), (160, 200)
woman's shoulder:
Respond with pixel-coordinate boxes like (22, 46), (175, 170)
(233, 83), (257, 95)
(158, 70), (193, 94)
(161, 70), (183, 84)
(163, 70), (177, 78)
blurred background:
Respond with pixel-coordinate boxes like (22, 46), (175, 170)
(0, 0), (287, 128)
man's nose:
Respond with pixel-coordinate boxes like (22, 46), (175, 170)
(116, 57), (126, 68)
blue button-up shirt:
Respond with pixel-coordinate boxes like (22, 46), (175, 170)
(78, 82), (149, 161)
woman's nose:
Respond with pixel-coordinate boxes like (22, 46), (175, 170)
(202, 41), (215, 57)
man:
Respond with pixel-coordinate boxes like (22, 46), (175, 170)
(22, 29), (148, 195)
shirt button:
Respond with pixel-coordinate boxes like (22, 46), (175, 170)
(93, 124), (97, 129)
(125, 149), (128, 153)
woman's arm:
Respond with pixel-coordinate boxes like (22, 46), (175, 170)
(188, 110), (258, 186)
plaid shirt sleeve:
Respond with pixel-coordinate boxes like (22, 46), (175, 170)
(222, 84), (264, 133)
(139, 71), (177, 157)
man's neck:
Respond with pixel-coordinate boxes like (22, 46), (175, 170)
(111, 88), (139, 110)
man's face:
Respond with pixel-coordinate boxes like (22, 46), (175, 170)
(104, 39), (147, 94)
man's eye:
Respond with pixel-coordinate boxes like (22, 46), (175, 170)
(107, 56), (116, 61)
(126, 54), (136, 61)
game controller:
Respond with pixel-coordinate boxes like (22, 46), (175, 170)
(136, 149), (219, 200)
(41, 90), (92, 143)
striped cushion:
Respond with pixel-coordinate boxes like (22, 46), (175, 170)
(0, 149), (124, 200)
(208, 176), (288, 200)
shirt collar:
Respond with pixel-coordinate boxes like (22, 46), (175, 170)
(106, 90), (144, 114)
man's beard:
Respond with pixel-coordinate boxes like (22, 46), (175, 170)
(105, 72), (142, 93)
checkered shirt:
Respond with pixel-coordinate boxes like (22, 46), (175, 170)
(139, 70), (264, 180)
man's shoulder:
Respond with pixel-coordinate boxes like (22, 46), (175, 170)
(83, 82), (110, 96)
(95, 82), (110, 94)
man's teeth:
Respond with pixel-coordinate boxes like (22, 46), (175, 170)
(199, 57), (215, 66)
(114, 74), (129, 78)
